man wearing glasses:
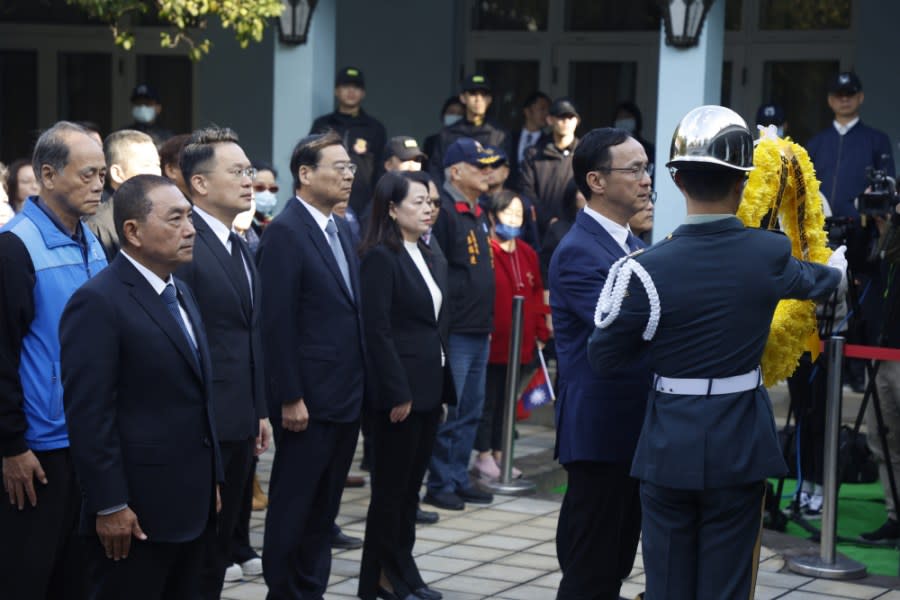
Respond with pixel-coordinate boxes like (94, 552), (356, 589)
(256, 132), (368, 599)
(548, 127), (652, 599)
(175, 127), (271, 599)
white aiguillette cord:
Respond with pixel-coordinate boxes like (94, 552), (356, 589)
(593, 255), (661, 341)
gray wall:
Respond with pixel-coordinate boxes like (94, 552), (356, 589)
(336, 0), (459, 145)
(855, 2), (900, 171)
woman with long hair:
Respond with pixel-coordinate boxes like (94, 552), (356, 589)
(357, 171), (451, 600)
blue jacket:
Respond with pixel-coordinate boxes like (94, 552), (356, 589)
(1, 200), (107, 451)
(549, 210), (650, 465)
(587, 218), (840, 489)
(807, 121), (894, 218)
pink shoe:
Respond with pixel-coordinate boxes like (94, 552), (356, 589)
(493, 457), (523, 479)
(474, 455), (500, 480)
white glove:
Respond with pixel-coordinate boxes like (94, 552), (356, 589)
(827, 244), (848, 291)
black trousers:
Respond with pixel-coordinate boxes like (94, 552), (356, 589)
(640, 480), (766, 600)
(358, 408), (442, 600)
(87, 520), (214, 600)
(475, 363), (509, 452)
(0, 448), (86, 600)
(555, 460), (642, 600)
(786, 353), (827, 484)
(230, 456), (261, 564)
(263, 419), (359, 599)
(200, 438), (254, 599)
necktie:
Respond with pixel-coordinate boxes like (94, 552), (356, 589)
(161, 283), (200, 364)
(228, 232), (253, 308)
(325, 219), (353, 296)
(626, 234), (642, 253)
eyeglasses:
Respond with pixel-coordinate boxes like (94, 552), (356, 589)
(253, 183), (279, 193)
(225, 167), (258, 180)
(318, 161), (358, 175)
(597, 163), (654, 180)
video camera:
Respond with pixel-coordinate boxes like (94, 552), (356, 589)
(856, 165), (898, 217)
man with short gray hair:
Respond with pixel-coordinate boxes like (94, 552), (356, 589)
(0, 120), (108, 599)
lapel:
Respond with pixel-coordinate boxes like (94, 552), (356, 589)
(293, 200), (356, 304)
(193, 216), (252, 321)
(113, 256), (203, 381)
(398, 246), (437, 325)
(576, 210), (628, 260)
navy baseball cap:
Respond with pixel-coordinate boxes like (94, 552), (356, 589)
(461, 74), (492, 94)
(755, 103), (786, 127)
(828, 72), (862, 95)
(131, 84), (160, 103)
(443, 138), (501, 168)
(336, 66), (365, 88)
(483, 145), (508, 167)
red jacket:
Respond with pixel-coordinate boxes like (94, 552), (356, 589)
(489, 238), (550, 365)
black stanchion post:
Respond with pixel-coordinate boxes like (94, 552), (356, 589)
(787, 336), (867, 579)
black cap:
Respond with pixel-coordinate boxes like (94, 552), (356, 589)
(336, 66), (365, 88)
(461, 74), (491, 94)
(549, 97), (579, 118)
(828, 72), (862, 95)
(131, 84), (160, 103)
(755, 103), (786, 127)
(384, 136), (427, 162)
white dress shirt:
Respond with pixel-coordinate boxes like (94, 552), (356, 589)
(192, 204), (252, 297)
(404, 240), (445, 366)
(833, 117), (860, 136)
(582, 205), (633, 254)
(297, 195), (333, 240)
(120, 250), (196, 346)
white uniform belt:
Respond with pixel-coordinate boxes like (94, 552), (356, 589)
(654, 367), (762, 396)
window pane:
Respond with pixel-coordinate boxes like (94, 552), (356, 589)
(0, 51), (38, 162)
(759, 0), (851, 30)
(474, 60), (540, 134)
(762, 61), (839, 145)
(569, 61), (637, 133)
(58, 53), (112, 136)
(0, 0), (100, 24)
(566, 0), (659, 31)
(726, 0), (743, 31)
(136, 55), (193, 135)
(472, 0), (548, 31)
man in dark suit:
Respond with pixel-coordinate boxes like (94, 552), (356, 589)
(548, 128), (652, 599)
(588, 106), (844, 599)
(59, 174), (223, 599)
(256, 132), (367, 599)
(175, 127), (270, 597)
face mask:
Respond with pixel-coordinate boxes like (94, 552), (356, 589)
(255, 190), (278, 216)
(132, 105), (156, 124)
(494, 222), (522, 240)
(614, 118), (636, 134)
(443, 114), (463, 127)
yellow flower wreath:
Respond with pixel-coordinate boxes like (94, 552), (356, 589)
(737, 133), (832, 386)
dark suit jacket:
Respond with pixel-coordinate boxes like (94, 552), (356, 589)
(85, 192), (120, 262)
(175, 214), (267, 442)
(360, 243), (454, 413)
(255, 198), (366, 423)
(60, 255), (223, 543)
(548, 210), (649, 465)
(587, 217), (841, 489)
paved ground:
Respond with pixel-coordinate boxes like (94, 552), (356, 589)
(223, 418), (900, 600)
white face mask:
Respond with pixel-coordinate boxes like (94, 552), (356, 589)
(132, 105), (156, 124)
(443, 114), (463, 127)
(614, 118), (637, 134)
(254, 190), (278, 216)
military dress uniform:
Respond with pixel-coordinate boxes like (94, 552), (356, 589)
(586, 106), (843, 600)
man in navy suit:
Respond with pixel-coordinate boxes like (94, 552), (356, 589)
(60, 174), (223, 599)
(256, 132), (367, 599)
(588, 106), (844, 599)
(548, 128), (652, 599)
(175, 126), (270, 597)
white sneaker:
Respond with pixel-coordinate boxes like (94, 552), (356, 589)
(224, 563), (243, 582)
(241, 557), (263, 577)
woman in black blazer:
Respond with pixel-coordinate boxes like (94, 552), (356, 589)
(357, 171), (452, 600)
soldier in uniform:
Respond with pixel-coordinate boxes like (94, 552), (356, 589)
(587, 106), (845, 600)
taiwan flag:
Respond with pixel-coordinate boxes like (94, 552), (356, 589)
(518, 347), (555, 413)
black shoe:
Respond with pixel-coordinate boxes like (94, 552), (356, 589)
(331, 530), (363, 550)
(422, 491), (465, 511)
(414, 586), (443, 600)
(377, 587), (418, 600)
(416, 506), (439, 524)
(457, 485), (493, 504)
(861, 518), (900, 542)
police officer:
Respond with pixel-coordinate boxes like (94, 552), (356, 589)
(427, 75), (511, 185)
(127, 84), (174, 147)
(587, 106), (845, 600)
(310, 66), (387, 216)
